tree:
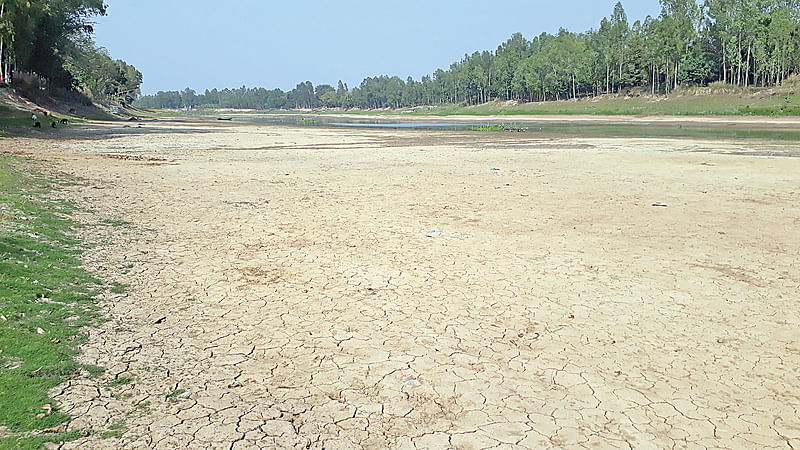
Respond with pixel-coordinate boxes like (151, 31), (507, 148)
(135, 1), (800, 110)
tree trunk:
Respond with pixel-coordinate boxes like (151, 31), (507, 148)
(675, 61), (679, 91)
(0, 1), (5, 83)
(737, 35), (742, 86)
(722, 42), (726, 84)
(745, 44), (751, 87)
(606, 64), (610, 95)
(572, 73), (576, 100)
(652, 64), (656, 96)
(487, 67), (491, 102)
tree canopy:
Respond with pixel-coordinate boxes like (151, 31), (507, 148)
(137, 0), (800, 110)
(0, 0), (142, 102)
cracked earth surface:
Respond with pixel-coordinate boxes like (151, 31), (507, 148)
(6, 120), (800, 448)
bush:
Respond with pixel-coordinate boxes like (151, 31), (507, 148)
(782, 74), (800, 88)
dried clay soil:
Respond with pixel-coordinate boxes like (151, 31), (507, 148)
(5, 119), (800, 448)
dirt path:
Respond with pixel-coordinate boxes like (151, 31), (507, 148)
(8, 121), (800, 448)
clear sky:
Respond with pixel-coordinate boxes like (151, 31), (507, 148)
(93, 1), (661, 95)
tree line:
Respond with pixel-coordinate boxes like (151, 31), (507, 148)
(0, 0), (143, 103)
(137, 0), (800, 110)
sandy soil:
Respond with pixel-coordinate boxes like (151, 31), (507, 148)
(6, 120), (800, 448)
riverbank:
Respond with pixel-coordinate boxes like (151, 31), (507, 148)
(3, 120), (798, 447)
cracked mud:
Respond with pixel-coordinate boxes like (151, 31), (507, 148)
(6, 120), (800, 448)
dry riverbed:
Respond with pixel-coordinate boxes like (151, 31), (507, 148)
(6, 119), (800, 448)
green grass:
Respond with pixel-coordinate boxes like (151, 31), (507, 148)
(105, 376), (133, 387)
(408, 89), (800, 117)
(109, 282), (128, 295)
(0, 155), (106, 447)
(0, 104), (80, 137)
(0, 430), (85, 450)
(472, 124), (528, 132)
(98, 219), (131, 227)
(0, 105), (34, 136)
(165, 388), (187, 402)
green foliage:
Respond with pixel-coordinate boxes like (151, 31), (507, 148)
(411, 90), (800, 117)
(0, 156), (105, 446)
(0, 104), (32, 135)
(105, 376), (133, 387)
(64, 46), (143, 103)
(0, 430), (84, 449)
(0, 0), (141, 102)
(135, 0), (800, 113)
(165, 388), (187, 402)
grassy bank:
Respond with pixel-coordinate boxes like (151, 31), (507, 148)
(146, 85), (799, 118)
(0, 155), (103, 448)
(409, 89), (800, 117)
(0, 104), (79, 139)
(0, 106), (35, 136)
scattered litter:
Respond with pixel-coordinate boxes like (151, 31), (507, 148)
(51, 338), (60, 344)
(39, 404), (52, 417)
(154, 316), (167, 325)
(426, 229), (441, 238)
(36, 328), (45, 335)
(651, 202), (668, 207)
(404, 376), (422, 387)
(490, 168), (501, 171)
(39, 427), (63, 433)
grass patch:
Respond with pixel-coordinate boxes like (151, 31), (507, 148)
(0, 105), (34, 137)
(98, 219), (131, 228)
(0, 155), (107, 447)
(98, 419), (126, 439)
(0, 104), (81, 138)
(105, 376), (133, 387)
(133, 400), (150, 411)
(472, 124), (528, 132)
(0, 430), (85, 450)
(165, 388), (187, 402)
(109, 282), (128, 295)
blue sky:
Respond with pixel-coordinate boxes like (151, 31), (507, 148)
(94, 1), (661, 94)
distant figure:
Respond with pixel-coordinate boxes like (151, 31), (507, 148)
(60, 118), (68, 124)
(51, 121), (56, 128)
(32, 113), (38, 123)
(33, 121), (41, 128)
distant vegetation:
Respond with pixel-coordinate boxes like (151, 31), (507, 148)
(0, 0), (142, 103)
(136, 0), (800, 112)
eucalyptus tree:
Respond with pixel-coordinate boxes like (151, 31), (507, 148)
(493, 33), (529, 100)
(659, 0), (702, 90)
(610, 2), (630, 91)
